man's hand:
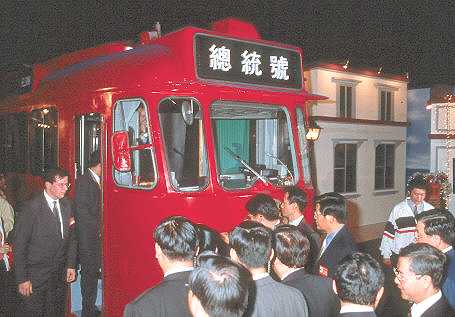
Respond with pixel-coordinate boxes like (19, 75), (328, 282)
(18, 281), (33, 296)
(67, 268), (76, 283)
(0, 243), (11, 255)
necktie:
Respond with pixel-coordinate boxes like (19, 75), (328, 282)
(52, 201), (63, 239)
(413, 205), (418, 216)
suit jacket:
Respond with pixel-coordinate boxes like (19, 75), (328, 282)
(14, 192), (77, 288)
(317, 226), (357, 278)
(339, 312), (377, 317)
(74, 170), (101, 256)
(297, 219), (322, 274)
(421, 295), (455, 317)
(247, 275), (308, 317)
(124, 270), (192, 317)
(283, 268), (340, 317)
(443, 248), (455, 309)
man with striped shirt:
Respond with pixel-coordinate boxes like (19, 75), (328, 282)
(380, 174), (433, 267)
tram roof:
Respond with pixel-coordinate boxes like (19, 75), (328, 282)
(1, 18), (325, 104)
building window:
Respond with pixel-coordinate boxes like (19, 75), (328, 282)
(339, 85), (353, 118)
(334, 143), (357, 193)
(380, 90), (393, 121)
(375, 144), (395, 190)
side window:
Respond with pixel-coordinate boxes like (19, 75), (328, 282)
(379, 90), (393, 121)
(113, 99), (157, 189)
(158, 98), (208, 191)
(0, 113), (28, 173)
(30, 108), (58, 175)
(334, 143), (357, 193)
(296, 108), (312, 185)
(375, 144), (395, 190)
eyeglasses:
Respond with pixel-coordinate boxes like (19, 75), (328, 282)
(54, 182), (71, 190)
(393, 267), (423, 282)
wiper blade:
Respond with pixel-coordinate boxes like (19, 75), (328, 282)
(266, 152), (295, 184)
(224, 147), (270, 185)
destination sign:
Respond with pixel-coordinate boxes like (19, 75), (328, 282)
(194, 33), (302, 90)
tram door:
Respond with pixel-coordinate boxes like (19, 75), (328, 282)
(72, 114), (103, 315)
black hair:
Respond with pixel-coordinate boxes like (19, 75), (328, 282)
(153, 215), (198, 261)
(399, 243), (446, 289)
(283, 186), (307, 212)
(246, 194), (280, 221)
(189, 255), (251, 317)
(229, 221), (272, 269)
(407, 174), (428, 193)
(196, 224), (229, 257)
(416, 208), (455, 245)
(88, 150), (101, 168)
(42, 168), (69, 184)
(334, 252), (384, 306)
(314, 192), (347, 223)
(273, 224), (309, 268)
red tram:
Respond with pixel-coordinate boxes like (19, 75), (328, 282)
(0, 18), (322, 316)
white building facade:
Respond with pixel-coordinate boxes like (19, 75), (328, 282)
(428, 85), (455, 212)
(304, 64), (408, 234)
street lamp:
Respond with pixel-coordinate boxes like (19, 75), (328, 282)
(305, 120), (322, 141)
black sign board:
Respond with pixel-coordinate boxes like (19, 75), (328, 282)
(194, 33), (302, 90)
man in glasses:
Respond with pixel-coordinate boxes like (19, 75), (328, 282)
(14, 168), (77, 317)
(394, 243), (454, 316)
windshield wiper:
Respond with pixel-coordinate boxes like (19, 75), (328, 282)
(266, 152), (295, 184)
(224, 147), (270, 185)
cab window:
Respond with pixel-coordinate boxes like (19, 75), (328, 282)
(113, 99), (157, 189)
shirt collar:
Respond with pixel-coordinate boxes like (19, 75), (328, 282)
(253, 272), (269, 281)
(325, 225), (344, 245)
(442, 246), (453, 254)
(340, 303), (375, 313)
(411, 290), (442, 317)
(43, 189), (59, 208)
(289, 215), (304, 226)
(163, 266), (193, 278)
(88, 168), (100, 185)
(281, 267), (303, 281)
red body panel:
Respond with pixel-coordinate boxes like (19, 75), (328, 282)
(0, 19), (320, 316)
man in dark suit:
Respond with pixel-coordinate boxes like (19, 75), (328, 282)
(314, 192), (357, 278)
(395, 243), (455, 316)
(334, 252), (384, 317)
(14, 168), (77, 317)
(272, 224), (340, 317)
(229, 221), (309, 317)
(415, 208), (455, 309)
(281, 186), (321, 274)
(75, 151), (102, 317)
(124, 216), (198, 317)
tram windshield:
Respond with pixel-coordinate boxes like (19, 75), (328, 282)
(211, 102), (298, 189)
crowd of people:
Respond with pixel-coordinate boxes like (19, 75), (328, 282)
(1, 167), (455, 316)
(124, 178), (455, 317)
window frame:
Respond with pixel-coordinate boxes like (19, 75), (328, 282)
(158, 96), (209, 192)
(332, 78), (360, 119)
(112, 98), (158, 190)
(333, 142), (357, 193)
(374, 143), (395, 190)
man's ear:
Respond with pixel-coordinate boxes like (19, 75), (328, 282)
(374, 287), (384, 308)
(155, 243), (162, 259)
(230, 248), (239, 263)
(332, 279), (338, 295)
(188, 289), (206, 317)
